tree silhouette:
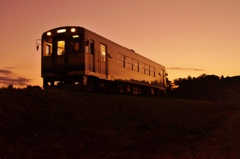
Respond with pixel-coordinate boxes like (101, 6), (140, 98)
(169, 74), (240, 101)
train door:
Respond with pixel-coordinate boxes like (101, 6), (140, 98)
(89, 40), (95, 72)
(99, 44), (108, 78)
(53, 37), (66, 67)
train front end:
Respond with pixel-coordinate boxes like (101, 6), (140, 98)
(41, 26), (86, 89)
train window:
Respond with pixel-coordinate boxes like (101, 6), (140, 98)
(57, 40), (65, 55)
(45, 44), (51, 56)
(43, 38), (52, 56)
(133, 59), (139, 72)
(70, 41), (80, 52)
(100, 44), (106, 61)
(126, 57), (133, 70)
(70, 36), (82, 53)
(118, 53), (125, 67)
(145, 64), (150, 75)
(150, 66), (155, 77)
(90, 40), (94, 55)
(160, 69), (163, 76)
(118, 53), (124, 60)
(140, 62), (144, 74)
(74, 42), (80, 50)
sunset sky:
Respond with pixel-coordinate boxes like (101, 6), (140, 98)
(0, 0), (240, 87)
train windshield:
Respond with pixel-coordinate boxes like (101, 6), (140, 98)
(42, 33), (83, 57)
(57, 40), (65, 55)
(43, 37), (52, 56)
(70, 35), (82, 53)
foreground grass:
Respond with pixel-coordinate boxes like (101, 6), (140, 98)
(0, 89), (240, 159)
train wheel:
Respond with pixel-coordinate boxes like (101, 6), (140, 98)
(118, 83), (124, 93)
(86, 78), (95, 91)
(85, 77), (100, 91)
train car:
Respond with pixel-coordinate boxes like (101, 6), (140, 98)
(37, 26), (167, 95)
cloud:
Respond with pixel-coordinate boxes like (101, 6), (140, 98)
(0, 69), (31, 86)
(167, 67), (205, 71)
(0, 69), (12, 75)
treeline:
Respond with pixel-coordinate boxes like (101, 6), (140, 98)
(167, 74), (240, 101)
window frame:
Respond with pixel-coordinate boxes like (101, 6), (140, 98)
(57, 40), (65, 55)
(43, 38), (52, 57)
(145, 64), (150, 75)
(70, 34), (83, 54)
(117, 53), (125, 68)
(150, 66), (155, 77)
(140, 62), (145, 74)
(126, 56), (133, 70)
(133, 59), (139, 72)
(100, 44), (106, 61)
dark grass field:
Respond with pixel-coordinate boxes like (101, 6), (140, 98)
(1, 89), (240, 159)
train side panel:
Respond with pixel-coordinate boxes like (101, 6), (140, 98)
(84, 29), (166, 93)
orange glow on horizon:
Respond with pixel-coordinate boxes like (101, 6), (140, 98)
(0, 0), (239, 87)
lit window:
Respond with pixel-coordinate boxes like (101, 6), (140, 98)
(100, 44), (106, 61)
(57, 41), (65, 55)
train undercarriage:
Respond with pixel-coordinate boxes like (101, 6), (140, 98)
(43, 75), (165, 96)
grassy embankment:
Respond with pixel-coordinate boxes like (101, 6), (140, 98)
(1, 89), (240, 159)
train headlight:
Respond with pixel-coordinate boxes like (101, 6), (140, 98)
(71, 28), (76, 32)
(47, 32), (51, 36)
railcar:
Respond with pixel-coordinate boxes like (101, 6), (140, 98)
(37, 26), (167, 95)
